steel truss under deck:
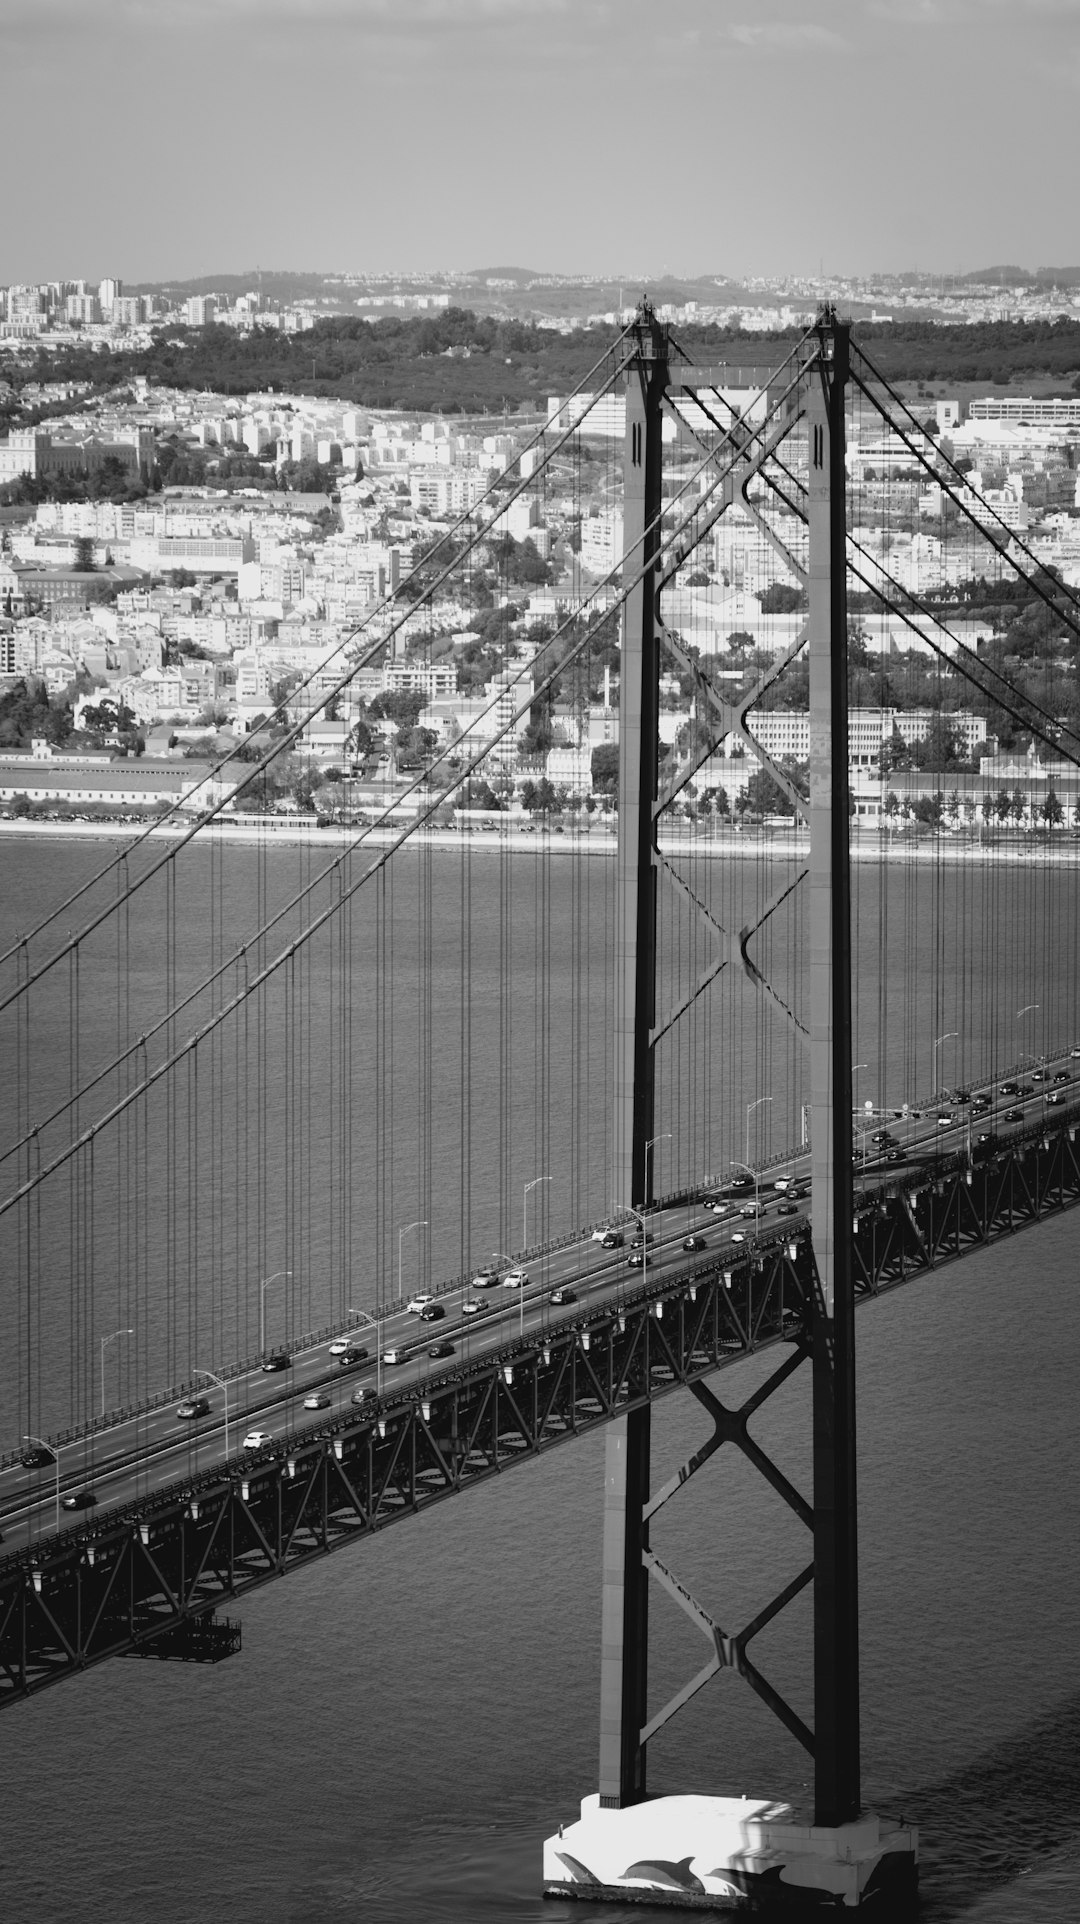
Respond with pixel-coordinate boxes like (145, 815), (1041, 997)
(1, 1105), (1078, 1710)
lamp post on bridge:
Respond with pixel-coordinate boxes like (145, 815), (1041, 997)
(23, 1435), (61, 1532)
(192, 1368), (230, 1463)
(99, 1328), (133, 1420)
(616, 1203), (648, 1304)
(729, 1159), (759, 1232)
(259, 1270), (291, 1358)
(644, 1132), (671, 1207)
(523, 1176), (552, 1253)
(397, 1220), (427, 1302)
(932, 1032), (958, 1096)
(745, 1096), (772, 1172)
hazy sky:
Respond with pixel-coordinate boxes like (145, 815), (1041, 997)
(1, 0), (1076, 286)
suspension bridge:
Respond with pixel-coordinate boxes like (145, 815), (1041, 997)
(2, 307), (1080, 1907)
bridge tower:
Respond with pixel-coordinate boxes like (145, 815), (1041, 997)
(544, 309), (919, 1908)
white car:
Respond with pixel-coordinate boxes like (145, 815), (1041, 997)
(242, 1429), (272, 1450)
(461, 1297), (484, 1316)
(406, 1293), (435, 1314)
(471, 1269), (499, 1289)
(503, 1268), (528, 1288)
(303, 1391), (330, 1411)
(328, 1337), (353, 1356)
(590, 1226), (614, 1243)
(381, 1347), (407, 1364)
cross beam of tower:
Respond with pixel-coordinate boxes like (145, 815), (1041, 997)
(570, 307), (916, 1910)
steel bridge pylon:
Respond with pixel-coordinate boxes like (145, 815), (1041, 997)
(544, 308), (919, 1910)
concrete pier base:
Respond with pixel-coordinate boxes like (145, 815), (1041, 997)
(543, 1793), (918, 1910)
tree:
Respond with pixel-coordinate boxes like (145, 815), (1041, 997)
(994, 787), (1012, 822)
(73, 535), (95, 572)
(591, 743), (619, 793)
(1010, 787), (1026, 825)
(1041, 786), (1064, 828)
(759, 582), (807, 614)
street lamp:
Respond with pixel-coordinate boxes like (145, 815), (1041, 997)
(23, 1434), (60, 1531)
(617, 1202), (648, 1301)
(398, 1221), (427, 1300)
(729, 1158), (760, 1229)
(932, 1031), (958, 1094)
(99, 1328), (133, 1419)
(523, 1176), (552, 1252)
(192, 1368), (230, 1462)
(644, 1132), (671, 1205)
(745, 1096), (773, 1171)
(259, 1270), (291, 1356)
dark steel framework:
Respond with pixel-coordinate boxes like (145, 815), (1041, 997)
(2, 1108), (1079, 1708)
(599, 309), (863, 1824)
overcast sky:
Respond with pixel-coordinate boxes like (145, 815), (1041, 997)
(1, 0), (1076, 286)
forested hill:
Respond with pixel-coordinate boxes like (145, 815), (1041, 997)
(13, 313), (1080, 414)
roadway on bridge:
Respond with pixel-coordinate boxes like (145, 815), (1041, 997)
(1, 1059), (1072, 1559)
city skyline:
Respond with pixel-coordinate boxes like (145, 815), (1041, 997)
(1, 0), (1075, 286)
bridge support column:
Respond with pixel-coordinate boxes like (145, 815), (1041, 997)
(598, 1405), (651, 1806)
(807, 312), (861, 1830)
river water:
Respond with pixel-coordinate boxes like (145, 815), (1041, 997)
(3, 835), (1080, 1921)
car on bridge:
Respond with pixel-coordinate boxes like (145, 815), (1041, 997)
(776, 1201), (800, 1216)
(352, 1385), (377, 1406)
(461, 1298), (484, 1316)
(503, 1268), (528, 1288)
(329, 1335), (358, 1355)
(598, 1230), (624, 1248)
(176, 1396), (210, 1420)
(1018, 1082), (1035, 1098)
(999, 1080), (1020, 1096)
(382, 1348), (408, 1364)
(471, 1268), (499, 1288)
(626, 1250), (646, 1267)
(61, 1488), (96, 1510)
(1048, 1090), (1067, 1106)
(1054, 1070), (1071, 1085)
(419, 1303), (445, 1323)
(427, 1341), (455, 1359)
(242, 1430), (273, 1450)
(303, 1391), (331, 1410)
(20, 1444), (55, 1469)
(406, 1294), (435, 1314)
(336, 1346), (369, 1367)
(261, 1354), (290, 1373)
(683, 1234), (708, 1252)
(549, 1285), (577, 1305)
(1003, 1107), (1024, 1123)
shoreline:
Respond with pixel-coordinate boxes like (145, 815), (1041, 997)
(1, 818), (1079, 865)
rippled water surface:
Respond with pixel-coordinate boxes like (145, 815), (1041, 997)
(4, 840), (1080, 1921)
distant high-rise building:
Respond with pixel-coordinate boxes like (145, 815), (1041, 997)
(99, 277), (122, 312)
(184, 295), (216, 327)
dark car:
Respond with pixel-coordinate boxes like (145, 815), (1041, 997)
(600, 1230), (624, 1249)
(1018, 1083), (1035, 1098)
(950, 1088), (971, 1105)
(427, 1341), (455, 1359)
(682, 1234), (707, 1252)
(1003, 1106), (1024, 1123)
(971, 1094), (992, 1113)
(627, 1250), (646, 1267)
(21, 1445), (55, 1469)
(336, 1345), (370, 1367)
(418, 1303), (445, 1323)
(776, 1200), (800, 1215)
(1054, 1070), (1071, 1085)
(728, 1174), (753, 1190)
(1048, 1091), (1066, 1106)
(629, 1231), (653, 1247)
(999, 1080), (1020, 1096)
(176, 1396), (210, 1419)
(61, 1489), (97, 1511)
(352, 1385), (377, 1406)
(549, 1285), (577, 1305)
(261, 1354), (290, 1372)
(1031, 1069), (1048, 1083)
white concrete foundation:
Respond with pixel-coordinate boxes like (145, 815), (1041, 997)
(543, 1793), (918, 1909)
